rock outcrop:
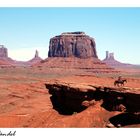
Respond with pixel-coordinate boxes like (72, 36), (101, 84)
(0, 45), (16, 66)
(45, 81), (140, 127)
(36, 32), (118, 74)
(102, 51), (140, 68)
(48, 32), (98, 58)
(40, 57), (114, 71)
(0, 45), (8, 58)
(28, 50), (42, 65)
(103, 51), (124, 67)
(45, 81), (140, 113)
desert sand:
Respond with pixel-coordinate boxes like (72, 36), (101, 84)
(0, 66), (139, 128)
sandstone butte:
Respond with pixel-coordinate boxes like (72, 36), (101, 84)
(48, 31), (98, 58)
(0, 45), (43, 67)
(36, 32), (118, 74)
(27, 50), (43, 65)
(0, 45), (15, 66)
(103, 51), (133, 68)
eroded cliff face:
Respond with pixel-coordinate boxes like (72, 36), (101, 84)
(35, 32), (118, 74)
(48, 32), (98, 59)
(45, 81), (140, 127)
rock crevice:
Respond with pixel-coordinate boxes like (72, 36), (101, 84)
(45, 81), (140, 116)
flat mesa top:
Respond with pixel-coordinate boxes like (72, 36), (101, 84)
(61, 32), (86, 35)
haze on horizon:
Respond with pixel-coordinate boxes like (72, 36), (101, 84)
(0, 8), (139, 64)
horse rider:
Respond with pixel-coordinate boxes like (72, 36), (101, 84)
(118, 76), (122, 82)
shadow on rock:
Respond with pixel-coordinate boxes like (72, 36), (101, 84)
(109, 112), (140, 127)
(50, 94), (87, 115)
(45, 83), (140, 118)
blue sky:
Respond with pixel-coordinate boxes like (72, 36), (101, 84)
(0, 8), (139, 64)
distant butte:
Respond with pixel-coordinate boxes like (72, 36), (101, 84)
(28, 50), (42, 65)
(102, 51), (138, 68)
(0, 45), (43, 67)
(0, 45), (8, 58)
(0, 45), (15, 66)
(36, 32), (118, 74)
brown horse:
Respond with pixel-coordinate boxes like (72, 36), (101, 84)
(114, 79), (127, 87)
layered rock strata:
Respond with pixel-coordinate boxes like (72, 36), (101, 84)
(37, 32), (118, 73)
(48, 32), (98, 58)
(45, 81), (140, 127)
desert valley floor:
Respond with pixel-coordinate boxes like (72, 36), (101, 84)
(0, 66), (140, 128)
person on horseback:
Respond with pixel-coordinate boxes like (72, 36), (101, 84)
(118, 76), (122, 82)
(114, 76), (127, 87)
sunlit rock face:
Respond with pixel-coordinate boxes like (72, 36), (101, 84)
(48, 32), (98, 59)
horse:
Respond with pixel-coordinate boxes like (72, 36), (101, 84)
(114, 79), (127, 87)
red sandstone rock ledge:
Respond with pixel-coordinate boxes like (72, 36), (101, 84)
(45, 81), (140, 116)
